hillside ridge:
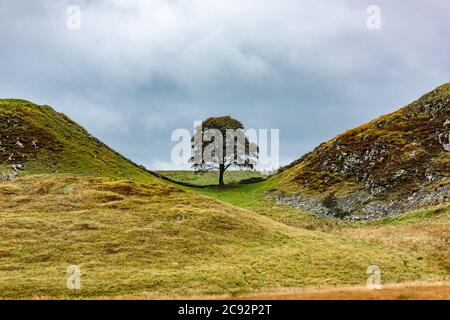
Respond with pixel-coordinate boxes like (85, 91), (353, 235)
(0, 99), (168, 182)
(272, 83), (450, 220)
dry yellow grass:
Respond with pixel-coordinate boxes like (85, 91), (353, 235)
(233, 282), (450, 300)
(73, 281), (450, 300)
(1, 175), (447, 299)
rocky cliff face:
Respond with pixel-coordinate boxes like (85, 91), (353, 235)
(274, 83), (450, 220)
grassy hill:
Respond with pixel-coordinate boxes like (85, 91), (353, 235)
(1, 174), (448, 298)
(0, 96), (449, 299)
(0, 99), (153, 180)
(269, 83), (450, 220)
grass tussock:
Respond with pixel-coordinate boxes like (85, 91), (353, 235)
(1, 175), (446, 299)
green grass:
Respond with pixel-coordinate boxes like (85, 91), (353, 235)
(195, 180), (450, 278)
(1, 175), (446, 299)
(156, 170), (266, 186)
(194, 177), (344, 231)
(0, 99), (154, 182)
(1, 98), (449, 299)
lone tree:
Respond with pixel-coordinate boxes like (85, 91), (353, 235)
(190, 116), (258, 186)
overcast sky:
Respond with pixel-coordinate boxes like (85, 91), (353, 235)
(1, 0), (449, 169)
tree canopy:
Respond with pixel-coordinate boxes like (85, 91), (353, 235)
(190, 116), (258, 186)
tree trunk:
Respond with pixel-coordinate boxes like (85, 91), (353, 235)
(219, 164), (225, 186)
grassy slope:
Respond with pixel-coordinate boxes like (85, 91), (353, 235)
(276, 83), (450, 197)
(155, 170), (265, 186)
(197, 178), (343, 230)
(1, 175), (445, 299)
(0, 99), (153, 181)
(1, 99), (448, 299)
(195, 177), (450, 285)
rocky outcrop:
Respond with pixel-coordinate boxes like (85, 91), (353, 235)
(271, 183), (449, 221)
(0, 163), (22, 181)
(276, 83), (450, 220)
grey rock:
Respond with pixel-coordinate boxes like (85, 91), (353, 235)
(270, 183), (449, 221)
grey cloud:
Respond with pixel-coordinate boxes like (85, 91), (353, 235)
(0, 0), (449, 169)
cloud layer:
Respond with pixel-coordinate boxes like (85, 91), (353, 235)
(1, 0), (449, 169)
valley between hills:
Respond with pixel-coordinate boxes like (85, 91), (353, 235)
(0, 84), (448, 299)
